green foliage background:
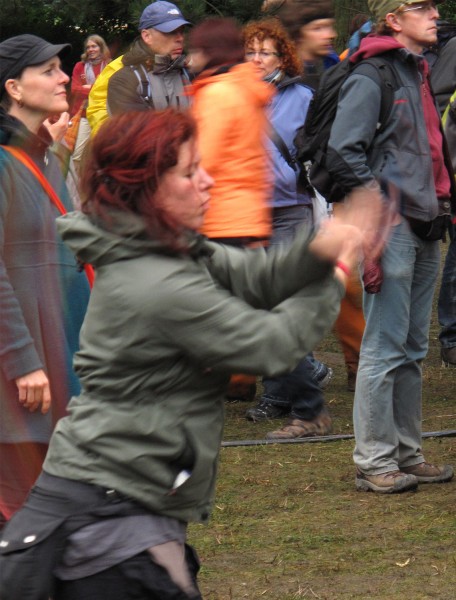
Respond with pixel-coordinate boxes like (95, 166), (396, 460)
(0, 0), (455, 67)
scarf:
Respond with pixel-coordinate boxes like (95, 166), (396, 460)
(84, 59), (106, 85)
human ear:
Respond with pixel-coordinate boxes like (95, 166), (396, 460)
(4, 79), (22, 104)
(385, 12), (402, 33)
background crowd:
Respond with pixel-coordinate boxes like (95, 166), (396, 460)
(0, 0), (455, 597)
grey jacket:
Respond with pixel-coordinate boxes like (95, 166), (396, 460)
(107, 38), (190, 115)
(44, 210), (343, 524)
(0, 110), (90, 444)
(327, 43), (455, 221)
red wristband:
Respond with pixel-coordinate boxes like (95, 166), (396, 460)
(335, 260), (351, 277)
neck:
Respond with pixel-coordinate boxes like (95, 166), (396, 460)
(394, 33), (424, 55)
(8, 106), (45, 135)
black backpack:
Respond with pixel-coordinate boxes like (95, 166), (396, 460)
(294, 56), (397, 203)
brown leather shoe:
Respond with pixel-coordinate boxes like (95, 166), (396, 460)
(265, 410), (332, 440)
(401, 462), (454, 483)
(356, 470), (418, 494)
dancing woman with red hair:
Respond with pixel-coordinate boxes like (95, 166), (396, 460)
(1, 107), (382, 600)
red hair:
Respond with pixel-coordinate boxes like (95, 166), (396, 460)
(81, 109), (197, 250)
(243, 19), (302, 77)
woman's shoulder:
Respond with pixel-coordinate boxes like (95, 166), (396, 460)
(72, 61), (85, 74)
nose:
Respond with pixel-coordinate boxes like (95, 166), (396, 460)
(59, 68), (70, 85)
(199, 166), (214, 190)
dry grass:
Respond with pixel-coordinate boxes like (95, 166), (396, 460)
(188, 247), (456, 599)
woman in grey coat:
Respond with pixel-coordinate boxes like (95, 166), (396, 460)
(0, 35), (90, 525)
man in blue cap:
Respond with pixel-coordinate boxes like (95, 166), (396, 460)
(107, 1), (191, 115)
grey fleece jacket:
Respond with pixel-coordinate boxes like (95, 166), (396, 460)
(44, 210), (343, 523)
(327, 36), (455, 222)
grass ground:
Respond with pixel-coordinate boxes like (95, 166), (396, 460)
(188, 248), (456, 599)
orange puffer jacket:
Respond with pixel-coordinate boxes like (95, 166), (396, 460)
(190, 62), (274, 240)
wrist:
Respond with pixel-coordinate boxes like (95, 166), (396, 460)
(335, 260), (351, 278)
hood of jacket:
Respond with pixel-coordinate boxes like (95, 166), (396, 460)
(121, 37), (187, 73)
(275, 73), (305, 91)
(56, 210), (212, 269)
(189, 62), (273, 108)
(350, 34), (406, 63)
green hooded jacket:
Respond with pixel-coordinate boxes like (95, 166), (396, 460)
(44, 210), (343, 523)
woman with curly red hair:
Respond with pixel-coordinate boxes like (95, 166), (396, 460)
(243, 19), (334, 440)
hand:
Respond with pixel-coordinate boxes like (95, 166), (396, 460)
(82, 84), (92, 90)
(15, 369), (51, 414)
(44, 111), (70, 143)
(336, 186), (396, 262)
(310, 185), (395, 267)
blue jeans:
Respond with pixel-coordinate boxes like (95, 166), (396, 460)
(438, 231), (456, 348)
(353, 219), (440, 474)
(261, 204), (325, 420)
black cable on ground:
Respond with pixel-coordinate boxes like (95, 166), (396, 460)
(221, 429), (456, 447)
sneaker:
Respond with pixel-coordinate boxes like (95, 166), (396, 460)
(355, 469), (418, 494)
(316, 366), (333, 390)
(401, 462), (454, 483)
(441, 346), (456, 367)
(265, 410), (332, 440)
(245, 400), (289, 422)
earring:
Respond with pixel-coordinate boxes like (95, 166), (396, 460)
(17, 98), (24, 108)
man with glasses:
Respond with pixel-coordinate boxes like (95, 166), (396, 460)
(326, 0), (455, 493)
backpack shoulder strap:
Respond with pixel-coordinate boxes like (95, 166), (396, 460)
(269, 126), (298, 171)
(130, 64), (154, 106)
(0, 145), (94, 287)
(351, 57), (397, 132)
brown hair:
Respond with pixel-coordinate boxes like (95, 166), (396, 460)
(188, 17), (244, 70)
(243, 19), (302, 77)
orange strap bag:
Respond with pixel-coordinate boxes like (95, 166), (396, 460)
(1, 145), (94, 287)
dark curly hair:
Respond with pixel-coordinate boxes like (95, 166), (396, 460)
(243, 19), (302, 77)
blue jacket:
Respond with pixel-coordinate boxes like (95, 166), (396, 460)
(269, 76), (313, 208)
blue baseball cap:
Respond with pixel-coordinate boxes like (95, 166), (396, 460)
(139, 1), (191, 33)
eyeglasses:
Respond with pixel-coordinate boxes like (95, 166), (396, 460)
(398, 1), (437, 13)
(245, 51), (280, 60)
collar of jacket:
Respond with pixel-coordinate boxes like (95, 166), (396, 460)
(122, 37), (186, 74)
(0, 107), (52, 165)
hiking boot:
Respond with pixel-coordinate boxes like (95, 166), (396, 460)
(401, 462), (454, 483)
(316, 366), (333, 390)
(355, 469), (418, 494)
(441, 346), (456, 367)
(265, 410), (332, 440)
(245, 400), (289, 422)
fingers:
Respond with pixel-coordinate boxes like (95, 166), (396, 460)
(43, 112), (70, 143)
(15, 370), (52, 414)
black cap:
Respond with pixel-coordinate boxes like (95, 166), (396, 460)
(0, 34), (70, 95)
